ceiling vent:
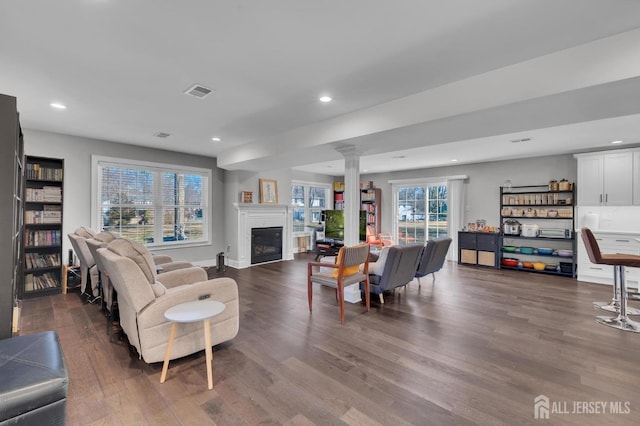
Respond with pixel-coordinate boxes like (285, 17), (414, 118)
(184, 84), (214, 99)
(510, 137), (532, 143)
(154, 132), (171, 138)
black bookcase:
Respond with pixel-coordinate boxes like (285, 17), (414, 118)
(21, 156), (64, 298)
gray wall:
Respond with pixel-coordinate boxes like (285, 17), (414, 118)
(22, 126), (578, 263)
(362, 154), (577, 234)
(24, 129), (225, 265)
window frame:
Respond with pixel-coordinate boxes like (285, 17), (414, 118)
(392, 179), (449, 245)
(91, 155), (212, 249)
(291, 180), (331, 235)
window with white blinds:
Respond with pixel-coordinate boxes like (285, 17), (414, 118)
(93, 157), (210, 247)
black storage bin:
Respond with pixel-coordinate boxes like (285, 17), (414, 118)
(0, 331), (68, 425)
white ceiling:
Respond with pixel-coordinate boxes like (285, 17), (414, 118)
(2, 1), (640, 176)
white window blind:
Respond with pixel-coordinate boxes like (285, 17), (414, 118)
(94, 157), (210, 247)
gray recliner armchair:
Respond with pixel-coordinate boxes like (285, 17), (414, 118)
(362, 243), (424, 304)
(414, 237), (452, 286)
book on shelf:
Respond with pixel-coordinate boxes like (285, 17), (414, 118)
(25, 205), (62, 224)
(25, 229), (61, 247)
(25, 187), (62, 203)
(26, 164), (63, 181)
(25, 252), (60, 270)
(24, 272), (59, 291)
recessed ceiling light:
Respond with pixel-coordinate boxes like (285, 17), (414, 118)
(611, 140), (624, 144)
(50, 102), (66, 110)
(211, 137), (221, 142)
(451, 159), (458, 162)
(319, 95), (332, 103)
(362, 169), (368, 172)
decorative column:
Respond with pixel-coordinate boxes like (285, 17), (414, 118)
(336, 145), (361, 246)
(336, 145), (363, 303)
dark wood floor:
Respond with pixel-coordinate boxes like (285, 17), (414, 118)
(20, 254), (640, 425)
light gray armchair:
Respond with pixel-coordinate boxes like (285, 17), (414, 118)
(96, 238), (239, 363)
(67, 226), (97, 298)
(86, 232), (193, 312)
(85, 231), (120, 311)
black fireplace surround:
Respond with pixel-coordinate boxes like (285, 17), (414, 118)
(251, 226), (283, 264)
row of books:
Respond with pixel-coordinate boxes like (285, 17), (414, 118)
(25, 187), (62, 202)
(361, 191), (377, 201)
(25, 230), (61, 247)
(361, 203), (376, 212)
(25, 205), (62, 224)
(24, 272), (60, 291)
(26, 164), (63, 181)
(25, 252), (60, 270)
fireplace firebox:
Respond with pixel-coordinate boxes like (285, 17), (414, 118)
(251, 227), (283, 264)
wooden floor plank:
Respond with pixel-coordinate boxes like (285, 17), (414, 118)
(18, 254), (640, 424)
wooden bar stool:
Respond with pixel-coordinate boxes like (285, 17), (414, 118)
(581, 228), (640, 332)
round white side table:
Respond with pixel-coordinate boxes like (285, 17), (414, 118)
(160, 299), (226, 389)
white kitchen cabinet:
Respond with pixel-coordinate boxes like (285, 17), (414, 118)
(577, 231), (640, 289)
(576, 151), (633, 206)
(577, 155), (603, 205)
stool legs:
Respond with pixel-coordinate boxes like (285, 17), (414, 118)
(597, 266), (640, 333)
(593, 266), (640, 315)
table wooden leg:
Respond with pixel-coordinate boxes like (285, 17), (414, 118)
(62, 265), (68, 294)
(203, 319), (213, 389)
(160, 323), (177, 383)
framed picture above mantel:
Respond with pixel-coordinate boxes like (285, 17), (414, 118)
(259, 178), (278, 204)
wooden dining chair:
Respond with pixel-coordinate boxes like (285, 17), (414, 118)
(307, 244), (371, 324)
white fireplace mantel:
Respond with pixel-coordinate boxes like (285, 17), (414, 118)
(230, 203), (294, 268)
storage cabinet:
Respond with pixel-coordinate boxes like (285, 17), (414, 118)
(498, 185), (576, 277)
(21, 156), (64, 298)
(361, 188), (381, 235)
(333, 181), (344, 210)
(0, 94), (23, 339)
(576, 151), (633, 206)
(458, 231), (499, 268)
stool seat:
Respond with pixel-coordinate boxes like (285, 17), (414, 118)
(598, 253), (640, 268)
(581, 227), (640, 332)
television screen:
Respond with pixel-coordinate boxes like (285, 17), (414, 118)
(322, 210), (366, 241)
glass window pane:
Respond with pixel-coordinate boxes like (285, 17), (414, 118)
(293, 207), (305, 232)
(308, 187), (326, 208)
(291, 185), (304, 206)
(183, 174), (203, 206)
